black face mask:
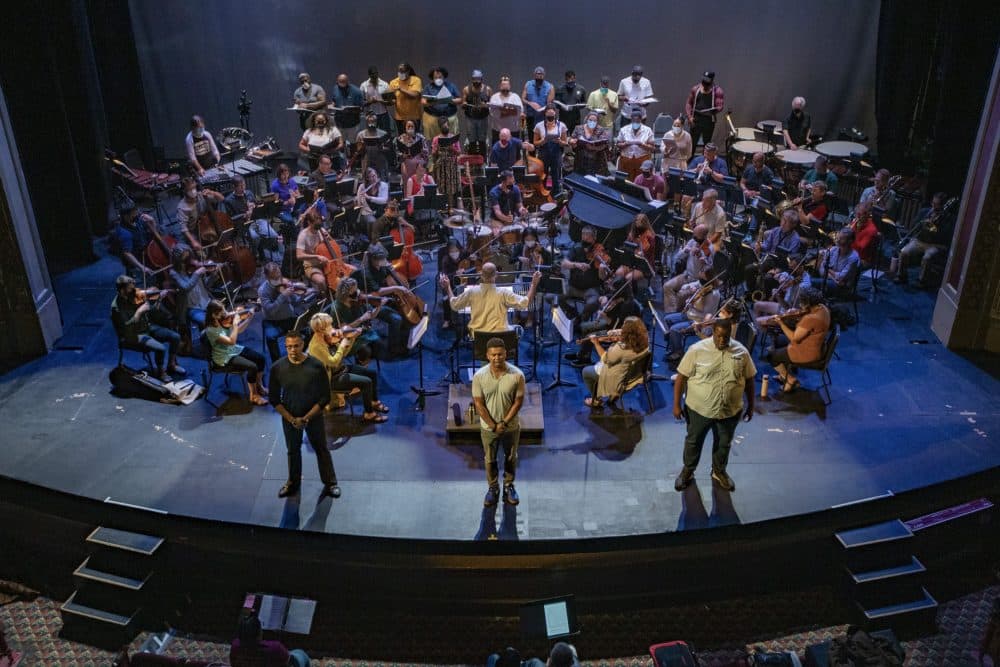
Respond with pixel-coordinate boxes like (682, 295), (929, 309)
(565, 82), (575, 89)
(546, 116), (556, 122)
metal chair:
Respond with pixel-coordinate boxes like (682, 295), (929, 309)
(795, 326), (840, 406)
(199, 334), (250, 407)
(614, 348), (655, 413)
(116, 337), (154, 370)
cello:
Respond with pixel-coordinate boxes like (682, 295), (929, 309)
(389, 218), (423, 281)
(315, 226), (356, 291)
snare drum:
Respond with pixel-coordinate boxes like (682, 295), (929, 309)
(539, 202), (558, 214)
(499, 224), (524, 246)
(464, 225), (492, 253)
(814, 141), (868, 159)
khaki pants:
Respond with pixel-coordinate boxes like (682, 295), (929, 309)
(899, 239), (944, 282)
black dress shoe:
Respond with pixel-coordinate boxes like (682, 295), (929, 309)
(320, 484), (341, 499)
(674, 468), (693, 491)
(484, 486), (500, 507)
(278, 482), (300, 498)
(711, 469), (735, 491)
(503, 484), (519, 505)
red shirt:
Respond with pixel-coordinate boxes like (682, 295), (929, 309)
(852, 218), (879, 264)
(634, 173), (666, 200)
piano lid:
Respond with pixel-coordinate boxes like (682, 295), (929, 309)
(564, 173), (666, 230)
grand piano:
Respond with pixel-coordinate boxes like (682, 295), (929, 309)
(563, 172), (672, 243)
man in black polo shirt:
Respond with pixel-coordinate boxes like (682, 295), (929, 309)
(783, 96), (812, 149)
(270, 331), (339, 499)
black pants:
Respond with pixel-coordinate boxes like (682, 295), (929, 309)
(222, 347), (266, 384)
(282, 416), (336, 487)
(691, 116), (716, 149)
(682, 407), (740, 474)
(331, 364), (379, 413)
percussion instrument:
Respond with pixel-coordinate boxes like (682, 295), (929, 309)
(111, 164), (181, 193)
(814, 141), (868, 159)
(733, 127), (757, 141)
(218, 127), (254, 153)
(247, 137), (281, 161)
(775, 149), (819, 166)
(197, 167), (236, 194)
(464, 225), (492, 253)
(499, 224), (524, 246)
(729, 140), (774, 172)
(539, 202), (558, 214)
(756, 120), (784, 137)
(444, 213), (473, 229)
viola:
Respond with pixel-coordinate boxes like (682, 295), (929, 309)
(575, 328), (622, 345)
(389, 219), (423, 281)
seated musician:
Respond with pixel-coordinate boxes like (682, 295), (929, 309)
(270, 164), (306, 223)
(819, 228), (861, 299)
(488, 128), (524, 173)
(753, 253), (812, 328)
(664, 266), (722, 364)
(259, 262), (316, 363)
(295, 208), (336, 291)
(109, 202), (155, 281)
(439, 262), (542, 336)
(185, 115), (220, 177)
(634, 160), (666, 201)
(569, 111), (610, 176)
(765, 287), (830, 394)
(168, 246), (215, 338)
(533, 104), (569, 195)
(298, 112), (343, 172)
(800, 155), (837, 194)
(745, 209), (802, 294)
(581, 316), (649, 410)
(663, 223), (711, 313)
(782, 97), (811, 150)
(513, 226), (552, 272)
(204, 300), (267, 405)
(404, 160), (435, 218)
(438, 238), (468, 330)
(330, 277), (385, 362)
(740, 152), (776, 232)
(395, 120), (429, 183)
(350, 244), (410, 357)
(796, 181), (830, 232)
(371, 199), (415, 248)
(690, 188), (728, 244)
(176, 178), (224, 251)
(488, 76), (524, 143)
(615, 109), (655, 175)
(615, 213), (657, 286)
(559, 225), (608, 327)
(356, 112), (390, 179)
(307, 312), (388, 424)
(568, 277), (641, 369)
(662, 116), (693, 171)
(850, 198), (879, 266)
(309, 153), (340, 187)
(488, 169), (529, 232)
(110, 275), (185, 382)
(859, 168), (897, 215)
(223, 175), (257, 228)
(356, 167), (390, 239)
(896, 192), (954, 286)
(687, 142), (729, 187)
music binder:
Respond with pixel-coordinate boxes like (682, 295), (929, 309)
(553, 100), (587, 112)
(422, 87), (455, 101)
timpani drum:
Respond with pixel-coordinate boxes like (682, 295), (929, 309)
(464, 224), (492, 253)
(814, 141), (868, 159)
(499, 224), (524, 246)
(729, 140), (774, 173)
(776, 149), (819, 192)
(734, 127), (757, 141)
(756, 120), (784, 138)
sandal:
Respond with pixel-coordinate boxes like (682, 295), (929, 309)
(374, 401), (390, 414)
(584, 397), (604, 408)
(363, 412), (389, 423)
(782, 379), (800, 393)
(250, 395), (269, 406)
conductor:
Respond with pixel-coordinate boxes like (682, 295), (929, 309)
(438, 263), (542, 335)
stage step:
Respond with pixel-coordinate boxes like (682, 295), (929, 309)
(835, 519), (913, 571)
(73, 556), (149, 591)
(61, 591), (136, 626)
(59, 591), (140, 649)
(847, 556), (927, 610)
(86, 526), (163, 555)
(859, 587), (938, 638)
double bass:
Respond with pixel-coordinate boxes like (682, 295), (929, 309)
(515, 115), (552, 207)
(389, 218), (423, 281)
(196, 204), (256, 285)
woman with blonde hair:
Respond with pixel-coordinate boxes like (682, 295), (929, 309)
(307, 312), (388, 423)
(582, 316), (649, 410)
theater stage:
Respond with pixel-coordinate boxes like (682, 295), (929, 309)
(0, 253), (997, 542)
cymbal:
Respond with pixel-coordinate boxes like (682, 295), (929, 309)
(444, 214), (472, 229)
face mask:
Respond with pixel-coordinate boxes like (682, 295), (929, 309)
(398, 71), (407, 78)
(368, 123), (377, 129)
(525, 240), (536, 248)
(449, 251), (460, 260)
(565, 82), (575, 89)
(301, 83), (310, 91)
(193, 128), (204, 138)
(641, 171), (651, 177)
(269, 279), (283, 287)
(500, 87), (510, 94)
(434, 77), (444, 87)
(673, 126), (682, 134)
(582, 239), (593, 248)
(632, 75), (641, 83)
(406, 127), (415, 136)
(586, 120), (597, 130)
(546, 116), (556, 122)
(600, 86), (608, 94)
(375, 260), (386, 269)
(186, 189), (197, 199)
(631, 122), (641, 130)
(535, 78), (544, 85)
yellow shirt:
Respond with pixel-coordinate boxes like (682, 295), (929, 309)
(586, 89), (619, 129)
(389, 76), (423, 121)
(307, 334), (347, 376)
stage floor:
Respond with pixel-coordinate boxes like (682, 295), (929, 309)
(1, 252), (998, 541)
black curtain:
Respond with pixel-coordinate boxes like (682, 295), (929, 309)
(877, 1), (1000, 198)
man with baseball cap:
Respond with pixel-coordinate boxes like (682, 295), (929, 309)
(462, 69), (493, 152)
(522, 66), (554, 130)
(684, 70), (725, 149)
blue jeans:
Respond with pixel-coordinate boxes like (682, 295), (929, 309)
(379, 306), (405, 353)
(665, 312), (692, 355)
(136, 325), (180, 368)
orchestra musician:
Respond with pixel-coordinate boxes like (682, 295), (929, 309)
(461, 69), (492, 150)
(634, 160), (666, 201)
(440, 262), (541, 336)
(796, 180), (830, 231)
(176, 177), (224, 251)
(292, 72), (327, 129)
(513, 226), (551, 272)
(488, 75), (524, 143)
(356, 167), (390, 239)
(800, 155), (838, 194)
(422, 66), (461, 140)
(488, 169), (528, 231)
(247, 208), (285, 267)
(663, 223), (712, 313)
(740, 152), (776, 233)
(204, 299), (268, 406)
(437, 238), (468, 329)
(752, 253), (812, 329)
(350, 244), (410, 357)
(581, 316), (649, 410)
(488, 128), (529, 173)
(533, 104), (569, 195)
(371, 199), (412, 249)
(309, 153), (340, 187)
(389, 63), (423, 135)
(615, 213), (657, 285)
(295, 207), (336, 291)
(270, 164), (307, 224)
(664, 266), (722, 364)
(432, 120), (463, 208)
(687, 143), (729, 190)
(559, 225), (609, 327)
(555, 69), (587, 134)
(259, 262), (317, 363)
(585, 76), (619, 132)
(783, 97), (811, 149)
(223, 175), (257, 228)
(685, 71), (725, 149)
(662, 116), (693, 171)
(849, 198), (879, 266)
(110, 274), (185, 382)
(359, 66), (392, 134)
(569, 111), (610, 176)
(859, 168), (897, 215)
(404, 160), (436, 219)
(298, 111), (343, 172)
(355, 112), (390, 179)
(764, 287), (831, 394)
(108, 201), (155, 280)
(744, 208), (802, 295)
(395, 119), (429, 183)
(307, 312), (389, 424)
(689, 188), (728, 243)
(617, 65), (654, 122)
(818, 228), (861, 299)
(895, 192), (954, 287)
(568, 277), (641, 369)
(522, 66), (555, 133)
(330, 277), (386, 362)
(168, 246), (215, 336)
(185, 115), (221, 177)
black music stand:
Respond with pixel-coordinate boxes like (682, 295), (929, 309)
(408, 314), (440, 411)
(544, 306), (575, 392)
(646, 300), (670, 381)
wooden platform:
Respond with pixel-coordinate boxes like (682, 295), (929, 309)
(445, 382), (544, 442)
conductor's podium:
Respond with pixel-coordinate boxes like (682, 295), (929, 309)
(445, 382), (544, 443)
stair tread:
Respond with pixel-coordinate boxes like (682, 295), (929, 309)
(849, 556), (926, 584)
(86, 527), (163, 555)
(863, 588), (938, 619)
(60, 592), (137, 626)
(836, 519), (912, 549)
(73, 557), (148, 590)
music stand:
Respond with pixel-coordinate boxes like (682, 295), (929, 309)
(408, 314), (440, 411)
(545, 306), (575, 392)
(646, 300), (670, 381)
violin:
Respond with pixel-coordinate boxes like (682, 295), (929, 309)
(575, 328), (622, 345)
(326, 325), (364, 345)
(220, 303), (260, 328)
(762, 307), (806, 327)
(586, 242), (611, 275)
(134, 287), (174, 305)
(277, 279), (313, 296)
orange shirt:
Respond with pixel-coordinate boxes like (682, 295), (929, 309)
(389, 76), (423, 121)
(788, 305), (830, 364)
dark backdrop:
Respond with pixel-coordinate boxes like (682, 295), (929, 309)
(129, 0), (880, 159)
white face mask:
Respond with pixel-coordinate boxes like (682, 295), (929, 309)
(586, 120), (597, 130)
(406, 127), (415, 136)
(525, 240), (536, 248)
(631, 122), (641, 130)
(193, 128), (204, 138)
(434, 77), (444, 87)
(673, 125), (682, 135)
(186, 189), (197, 199)
(449, 251), (460, 260)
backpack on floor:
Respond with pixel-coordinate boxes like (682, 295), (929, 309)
(109, 365), (203, 405)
